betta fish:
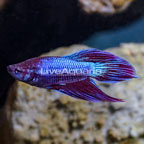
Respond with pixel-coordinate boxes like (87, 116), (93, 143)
(7, 49), (138, 102)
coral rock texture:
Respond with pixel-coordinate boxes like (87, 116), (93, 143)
(79, 0), (134, 14)
(9, 44), (144, 144)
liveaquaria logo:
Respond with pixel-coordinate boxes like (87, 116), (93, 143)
(39, 68), (106, 76)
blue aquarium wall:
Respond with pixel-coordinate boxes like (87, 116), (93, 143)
(83, 18), (144, 49)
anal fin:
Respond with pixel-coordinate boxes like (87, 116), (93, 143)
(50, 78), (124, 102)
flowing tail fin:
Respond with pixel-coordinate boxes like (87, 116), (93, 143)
(64, 49), (138, 83)
(91, 58), (138, 82)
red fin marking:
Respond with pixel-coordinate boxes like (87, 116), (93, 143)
(50, 78), (124, 102)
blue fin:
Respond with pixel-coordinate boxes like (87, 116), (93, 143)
(64, 49), (138, 82)
(50, 78), (124, 102)
(90, 60), (138, 83)
(64, 49), (118, 62)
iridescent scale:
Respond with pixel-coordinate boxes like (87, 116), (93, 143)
(36, 57), (91, 85)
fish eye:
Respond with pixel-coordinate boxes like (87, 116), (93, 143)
(15, 69), (21, 74)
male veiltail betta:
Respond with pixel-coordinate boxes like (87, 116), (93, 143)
(7, 49), (138, 102)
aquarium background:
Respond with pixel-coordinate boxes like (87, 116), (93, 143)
(83, 17), (144, 49)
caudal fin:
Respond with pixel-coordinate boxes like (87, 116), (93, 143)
(91, 58), (138, 82)
(64, 49), (138, 83)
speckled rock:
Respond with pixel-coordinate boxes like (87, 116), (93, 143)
(9, 44), (144, 144)
(79, 0), (134, 14)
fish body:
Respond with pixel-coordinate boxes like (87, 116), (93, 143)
(7, 49), (137, 102)
(34, 57), (91, 85)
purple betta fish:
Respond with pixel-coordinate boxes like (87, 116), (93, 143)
(7, 49), (137, 102)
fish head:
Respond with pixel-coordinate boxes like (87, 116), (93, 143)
(7, 59), (37, 83)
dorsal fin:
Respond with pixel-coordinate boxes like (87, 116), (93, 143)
(64, 49), (138, 82)
(64, 49), (118, 62)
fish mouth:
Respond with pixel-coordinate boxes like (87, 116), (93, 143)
(7, 64), (22, 79)
(7, 65), (14, 75)
(7, 64), (33, 82)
